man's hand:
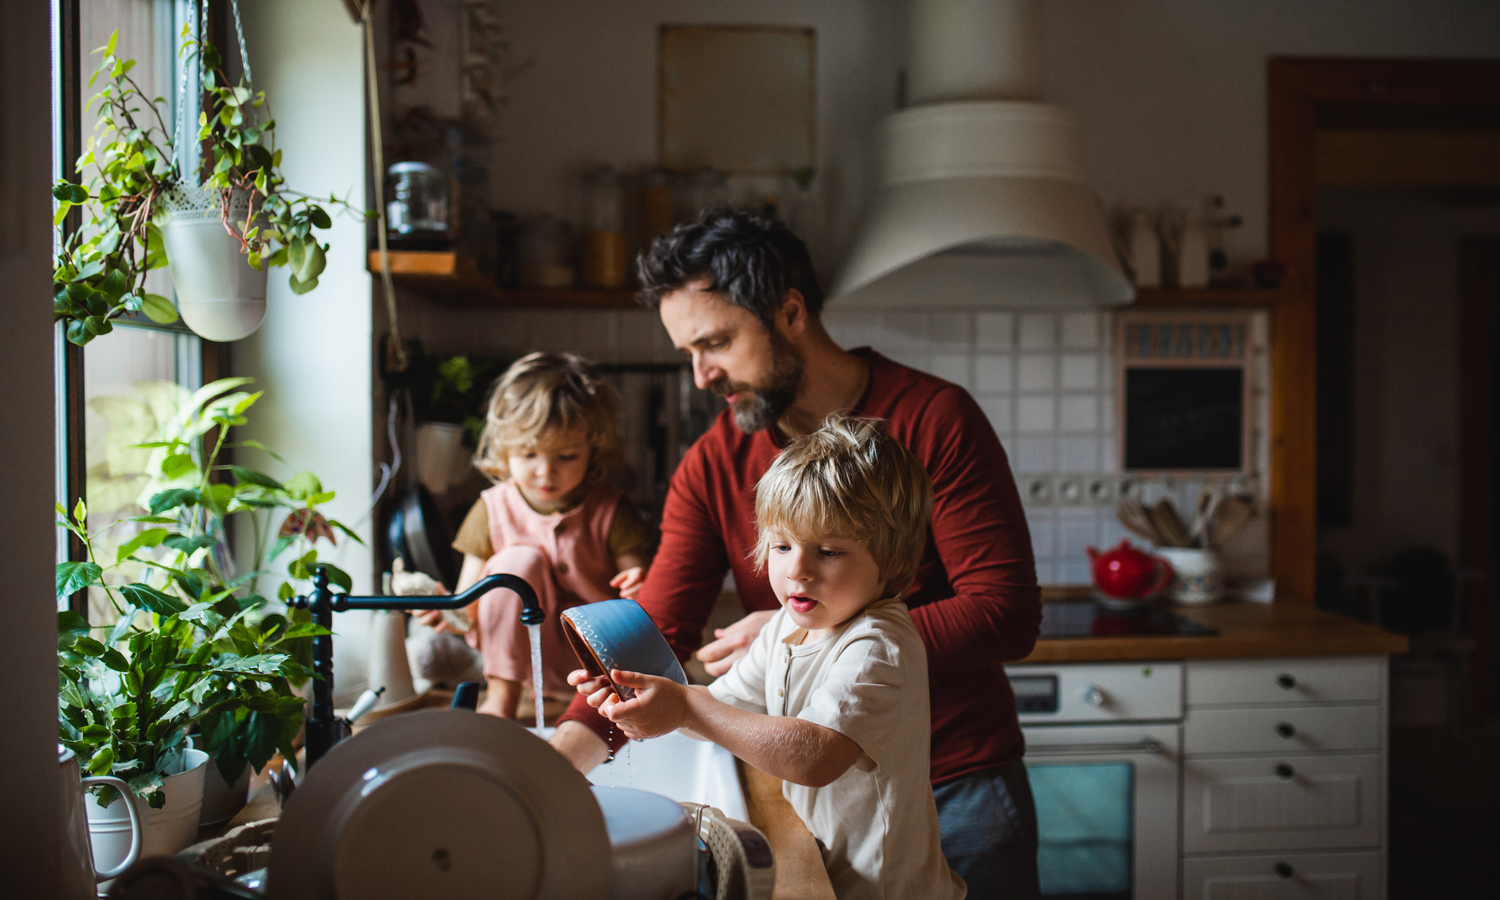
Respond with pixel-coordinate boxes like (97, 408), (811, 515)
(597, 670), (688, 740)
(695, 609), (776, 676)
(609, 567), (646, 600)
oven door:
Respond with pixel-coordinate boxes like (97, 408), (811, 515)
(1022, 722), (1180, 900)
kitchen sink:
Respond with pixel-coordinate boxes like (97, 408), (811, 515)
(532, 728), (748, 822)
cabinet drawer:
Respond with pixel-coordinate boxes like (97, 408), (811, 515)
(1185, 705), (1382, 755)
(1183, 851), (1382, 900)
(1187, 657), (1383, 707)
(1184, 754), (1381, 853)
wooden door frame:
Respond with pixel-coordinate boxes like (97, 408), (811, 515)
(1266, 57), (1500, 604)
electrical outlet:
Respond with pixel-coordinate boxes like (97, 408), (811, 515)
(1022, 476), (1054, 506)
(1086, 476), (1116, 505)
(1057, 477), (1085, 505)
(1118, 477), (1142, 500)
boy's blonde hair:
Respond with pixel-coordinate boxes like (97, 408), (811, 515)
(473, 352), (622, 485)
(753, 415), (933, 598)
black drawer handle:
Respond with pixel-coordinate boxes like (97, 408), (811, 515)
(1277, 674), (1296, 690)
(1276, 722), (1296, 738)
(1275, 862), (1295, 879)
(1276, 763), (1295, 779)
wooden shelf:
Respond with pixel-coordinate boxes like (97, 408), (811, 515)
(367, 250), (639, 309)
(1134, 286), (1297, 307)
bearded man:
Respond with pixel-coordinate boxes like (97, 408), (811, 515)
(552, 209), (1043, 899)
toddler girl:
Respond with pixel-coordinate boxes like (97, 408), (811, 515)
(435, 352), (649, 718)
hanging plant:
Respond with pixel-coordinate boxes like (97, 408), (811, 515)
(52, 29), (365, 346)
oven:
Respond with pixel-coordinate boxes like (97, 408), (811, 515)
(1008, 662), (1183, 900)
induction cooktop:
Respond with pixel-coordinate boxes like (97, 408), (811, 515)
(1039, 598), (1219, 639)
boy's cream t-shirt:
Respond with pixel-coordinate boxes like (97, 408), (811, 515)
(708, 598), (966, 900)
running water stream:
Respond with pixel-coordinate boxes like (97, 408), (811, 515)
(528, 623), (545, 732)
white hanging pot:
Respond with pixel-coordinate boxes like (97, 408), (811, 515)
(162, 188), (268, 342)
(85, 747), (209, 890)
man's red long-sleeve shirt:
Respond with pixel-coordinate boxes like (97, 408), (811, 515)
(559, 349), (1042, 783)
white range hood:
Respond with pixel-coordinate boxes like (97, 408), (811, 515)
(832, 0), (1133, 309)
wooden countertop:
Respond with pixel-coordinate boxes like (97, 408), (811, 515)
(1019, 599), (1407, 664)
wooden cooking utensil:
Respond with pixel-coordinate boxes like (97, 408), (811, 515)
(1151, 499), (1194, 548)
(1208, 495), (1255, 547)
(1116, 499), (1161, 545)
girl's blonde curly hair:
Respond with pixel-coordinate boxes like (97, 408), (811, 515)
(473, 352), (622, 486)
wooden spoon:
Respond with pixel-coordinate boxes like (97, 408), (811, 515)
(1116, 499), (1161, 545)
(1209, 495), (1255, 547)
(1151, 499), (1194, 548)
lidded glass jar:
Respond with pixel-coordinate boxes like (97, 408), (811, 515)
(386, 162), (449, 248)
(581, 166), (627, 288)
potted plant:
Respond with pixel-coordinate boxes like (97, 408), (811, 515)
(51, 31), (361, 345)
(385, 345), (505, 494)
(57, 379), (358, 863)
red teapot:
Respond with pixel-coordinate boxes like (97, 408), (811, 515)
(1087, 541), (1173, 601)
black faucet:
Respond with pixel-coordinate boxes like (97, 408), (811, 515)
(290, 567), (543, 769)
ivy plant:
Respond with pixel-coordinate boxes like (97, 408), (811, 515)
(57, 379), (362, 803)
(52, 31), (363, 346)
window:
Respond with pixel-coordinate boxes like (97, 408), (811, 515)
(58, 0), (212, 620)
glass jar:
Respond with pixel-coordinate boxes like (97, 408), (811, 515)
(638, 167), (676, 249)
(386, 162), (449, 248)
(518, 214), (575, 288)
(581, 166), (627, 288)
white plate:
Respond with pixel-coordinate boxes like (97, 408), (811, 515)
(269, 710), (610, 900)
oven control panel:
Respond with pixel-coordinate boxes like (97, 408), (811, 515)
(1006, 663), (1184, 723)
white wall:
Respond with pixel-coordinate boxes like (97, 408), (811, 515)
(239, 0), (377, 699)
(1318, 187), (1500, 570)
(0, 0), (62, 890)
(1044, 0), (1500, 265)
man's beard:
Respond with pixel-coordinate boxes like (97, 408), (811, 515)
(712, 333), (804, 433)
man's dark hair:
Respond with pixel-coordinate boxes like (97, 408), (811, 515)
(636, 208), (824, 330)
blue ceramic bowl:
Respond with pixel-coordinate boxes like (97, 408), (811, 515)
(561, 599), (688, 700)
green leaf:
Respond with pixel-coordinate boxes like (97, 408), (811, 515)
(148, 488), (199, 515)
(58, 610), (91, 647)
(160, 452), (196, 480)
(56, 561), (102, 600)
(115, 528), (169, 565)
(87, 746), (115, 775)
(163, 534), (217, 555)
(308, 207), (332, 230)
(99, 648), (130, 672)
(143, 223), (168, 270)
(119, 583), (188, 616)
(227, 465), (283, 490)
(140, 292), (177, 324)
(313, 563), (352, 592)
(180, 601), (226, 634)
(201, 482), (234, 519)
(283, 472), (322, 500)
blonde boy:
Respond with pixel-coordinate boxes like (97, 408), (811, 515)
(579, 415), (966, 900)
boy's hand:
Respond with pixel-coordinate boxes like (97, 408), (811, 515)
(609, 567), (646, 600)
(597, 669), (687, 740)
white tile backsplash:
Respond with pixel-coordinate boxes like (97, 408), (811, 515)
(1059, 395), (1098, 431)
(1060, 353), (1100, 390)
(976, 312), (1014, 348)
(1062, 312), (1101, 349)
(1017, 396), (1056, 433)
(977, 395), (1013, 435)
(1018, 354), (1057, 391)
(1019, 313), (1057, 350)
(1058, 435), (1101, 472)
(1014, 435), (1057, 471)
(930, 353), (972, 389)
(975, 355), (1013, 393)
(927, 312), (973, 352)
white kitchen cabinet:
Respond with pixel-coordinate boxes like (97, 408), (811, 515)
(1182, 656), (1388, 900)
(1183, 851), (1383, 900)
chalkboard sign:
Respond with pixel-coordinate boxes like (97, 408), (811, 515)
(1116, 311), (1253, 473)
(1123, 367), (1244, 470)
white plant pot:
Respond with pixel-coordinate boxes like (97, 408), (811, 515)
(86, 748), (209, 885)
(162, 209), (268, 342)
(415, 422), (472, 495)
(198, 759), (252, 827)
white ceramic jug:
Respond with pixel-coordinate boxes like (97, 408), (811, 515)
(59, 744), (141, 898)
